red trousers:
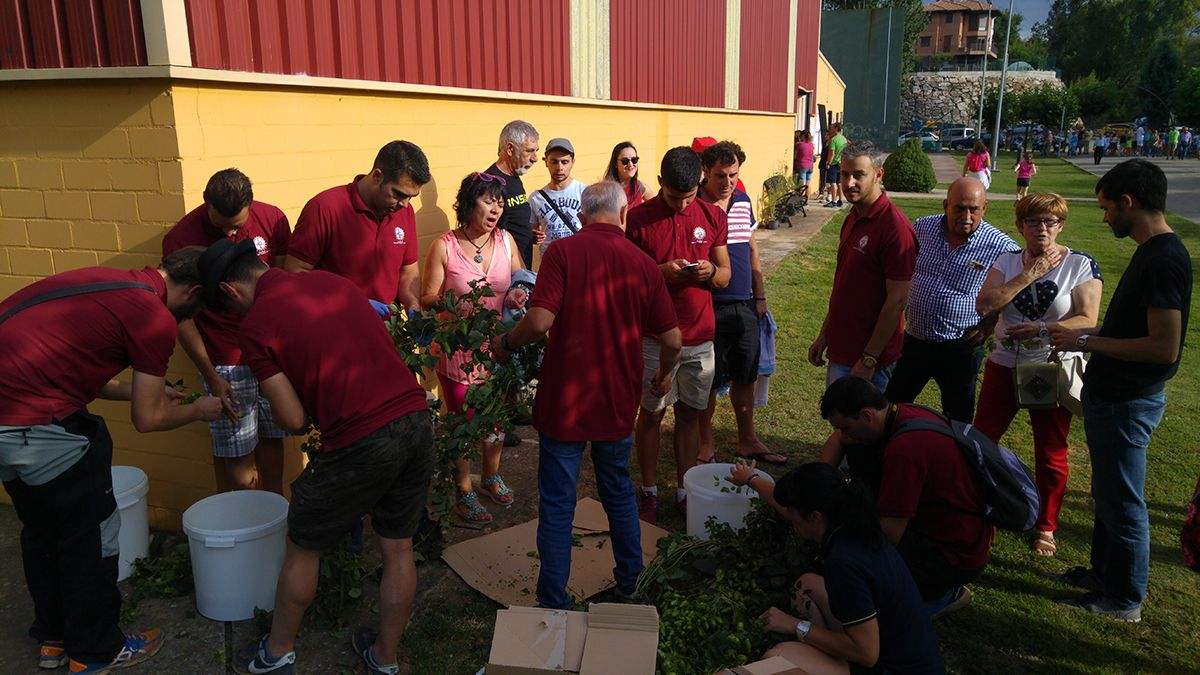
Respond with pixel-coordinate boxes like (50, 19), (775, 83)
(973, 359), (1073, 533)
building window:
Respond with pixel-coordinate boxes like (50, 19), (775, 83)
(975, 14), (989, 31)
(942, 35), (952, 52)
(945, 13), (952, 23)
(920, 36), (931, 47)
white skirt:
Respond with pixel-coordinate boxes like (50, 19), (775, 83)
(967, 169), (991, 190)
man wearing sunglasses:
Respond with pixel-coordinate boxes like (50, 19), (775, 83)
(483, 120), (541, 269)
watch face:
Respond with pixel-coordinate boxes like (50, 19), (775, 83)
(1076, 335), (1088, 347)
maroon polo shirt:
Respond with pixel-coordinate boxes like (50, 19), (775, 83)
(626, 193), (728, 346)
(826, 192), (917, 367)
(0, 267), (175, 425)
(238, 269), (427, 451)
(288, 176), (419, 302)
(531, 223), (678, 442)
(878, 404), (993, 571)
(162, 200), (290, 366)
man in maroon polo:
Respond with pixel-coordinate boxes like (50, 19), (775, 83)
(0, 249), (222, 673)
(163, 168), (292, 494)
(491, 181), (681, 608)
(627, 146), (731, 523)
(202, 240), (433, 675)
(286, 140), (431, 309)
(808, 139), (916, 392)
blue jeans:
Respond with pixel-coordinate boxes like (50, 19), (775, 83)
(1082, 387), (1165, 610)
(536, 433), (642, 609)
(827, 361), (896, 392)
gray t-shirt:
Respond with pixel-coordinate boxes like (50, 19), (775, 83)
(530, 179), (587, 255)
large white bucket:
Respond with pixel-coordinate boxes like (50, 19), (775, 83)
(182, 490), (289, 621)
(111, 466), (150, 581)
(683, 463), (760, 540)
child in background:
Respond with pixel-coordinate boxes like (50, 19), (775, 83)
(1014, 152), (1038, 199)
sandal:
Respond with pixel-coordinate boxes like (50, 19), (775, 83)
(695, 453), (718, 466)
(734, 450), (788, 466)
(1032, 531), (1057, 557)
(456, 491), (492, 523)
(481, 474), (515, 507)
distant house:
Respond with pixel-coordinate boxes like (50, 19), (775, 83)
(915, 0), (999, 70)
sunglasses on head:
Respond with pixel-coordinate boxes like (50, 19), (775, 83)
(473, 171), (507, 187)
(619, 156), (639, 166)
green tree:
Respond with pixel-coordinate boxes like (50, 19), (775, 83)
(1139, 38), (1185, 127)
(1173, 67), (1200, 127)
(995, 11), (1050, 69)
(823, 0), (928, 74)
(1068, 72), (1129, 126)
(1010, 83), (1080, 130)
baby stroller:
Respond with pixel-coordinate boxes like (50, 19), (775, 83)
(762, 175), (808, 229)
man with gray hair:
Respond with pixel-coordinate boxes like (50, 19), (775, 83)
(491, 181), (681, 609)
(808, 140), (917, 391)
(483, 120), (540, 268)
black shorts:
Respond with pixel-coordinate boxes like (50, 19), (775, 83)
(1016, 177), (1030, 187)
(712, 300), (761, 387)
(288, 409), (434, 550)
(826, 165), (841, 184)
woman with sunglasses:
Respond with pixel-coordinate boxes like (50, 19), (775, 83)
(728, 461), (944, 674)
(421, 172), (528, 522)
(973, 193), (1102, 556)
(604, 141), (651, 208)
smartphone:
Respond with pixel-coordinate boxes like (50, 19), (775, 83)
(681, 262), (700, 271)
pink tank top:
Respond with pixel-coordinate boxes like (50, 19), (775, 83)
(436, 228), (513, 384)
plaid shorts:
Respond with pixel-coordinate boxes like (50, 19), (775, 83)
(202, 365), (289, 458)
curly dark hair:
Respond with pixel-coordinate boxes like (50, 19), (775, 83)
(452, 173), (506, 227)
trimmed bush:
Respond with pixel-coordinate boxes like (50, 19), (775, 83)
(883, 139), (937, 193)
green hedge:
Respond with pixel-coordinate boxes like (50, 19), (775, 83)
(883, 139), (937, 193)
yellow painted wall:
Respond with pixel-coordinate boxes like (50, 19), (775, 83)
(0, 77), (793, 529)
(816, 53), (846, 127)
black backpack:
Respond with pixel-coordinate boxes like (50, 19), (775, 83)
(891, 407), (1041, 532)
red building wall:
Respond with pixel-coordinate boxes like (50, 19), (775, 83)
(795, 0), (821, 103)
(183, 0), (570, 96)
(609, 0), (726, 109)
(0, 0), (147, 69)
(738, 0), (791, 112)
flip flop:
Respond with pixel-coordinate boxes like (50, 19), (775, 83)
(1031, 531), (1057, 557)
(734, 450), (788, 466)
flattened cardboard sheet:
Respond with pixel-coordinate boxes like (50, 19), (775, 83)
(717, 656), (811, 675)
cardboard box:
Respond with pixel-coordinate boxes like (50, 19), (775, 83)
(716, 656), (810, 675)
(487, 602), (659, 674)
(443, 497), (670, 607)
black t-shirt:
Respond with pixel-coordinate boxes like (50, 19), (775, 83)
(485, 162), (533, 268)
(822, 528), (946, 675)
(1085, 232), (1192, 401)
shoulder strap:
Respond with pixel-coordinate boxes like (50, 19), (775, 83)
(537, 189), (580, 234)
(0, 281), (157, 326)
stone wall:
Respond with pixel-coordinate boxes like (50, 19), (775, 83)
(900, 70), (1062, 129)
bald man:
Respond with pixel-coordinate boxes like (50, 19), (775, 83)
(884, 178), (1020, 422)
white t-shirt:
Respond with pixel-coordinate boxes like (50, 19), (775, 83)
(988, 248), (1102, 367)
(530, 179), (587, 255)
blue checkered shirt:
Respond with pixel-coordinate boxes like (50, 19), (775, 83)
(907, 214), (1020, 341)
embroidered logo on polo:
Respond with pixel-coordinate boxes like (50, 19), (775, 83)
(1013, 280), (1059, 320)
(393, 226), (405, 245)
(253, 236), (267, 255)
(692, 227), (707, 243)
(854, 235), (869, 252)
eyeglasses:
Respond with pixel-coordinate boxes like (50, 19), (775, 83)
(1022, 217), (1061, 229)
(472, 171), (507, 187)
(619, 156), (639, 166)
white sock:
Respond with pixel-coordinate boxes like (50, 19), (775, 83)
(642, 486), (657, 496)
(676, 488), (687, 502)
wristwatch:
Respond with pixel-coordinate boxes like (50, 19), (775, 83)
(861, 353), (879, 369)
(1075, 334), (1089, 351)
(795, 620), (812, 642)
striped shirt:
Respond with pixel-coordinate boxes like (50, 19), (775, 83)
(907, 214), (1019, 341)
(713, 189), (756, 301)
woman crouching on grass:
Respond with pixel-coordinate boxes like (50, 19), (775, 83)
(729, 461), (945, 674)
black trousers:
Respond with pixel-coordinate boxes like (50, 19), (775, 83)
(896, 530), (985, 602)
(884, 333), (985, 423)
(1094, 146), (1105, 165)
(3, 412), (124, 663)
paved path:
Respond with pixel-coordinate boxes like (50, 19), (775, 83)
(1067, 155), (1200, 224)
(757, 202), (841, 273)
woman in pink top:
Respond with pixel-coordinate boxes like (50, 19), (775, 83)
(962, 140), (992, 190)
(794, 130), (816, 194)
(421, 172), (527, 522)
(604, 141), (651, 208)
(1013, 152), (1038, 199)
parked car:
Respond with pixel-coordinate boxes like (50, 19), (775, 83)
(940, 127), (976, 146)
(1101, 122), (1134, 137)
(949, 133), (993, 150)
(898, 130), (940, 147)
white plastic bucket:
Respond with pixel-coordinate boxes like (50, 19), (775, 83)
(111, 466), (150, 581)
(182, 490), (289, 621)
(683, 463), (760, 540)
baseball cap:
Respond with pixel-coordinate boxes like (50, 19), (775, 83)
(198, 238), (257, 312)
(545, 137), (575, 156)
(691, 136), (718, 154)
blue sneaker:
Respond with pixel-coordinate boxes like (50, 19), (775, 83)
(68, 630), (164, 673)
(232, 636), (296, 674)
(39, 639), (68, 669)
(352, 627), (400, 674)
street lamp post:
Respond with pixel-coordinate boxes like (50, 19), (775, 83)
(989, 0), (1015, 169)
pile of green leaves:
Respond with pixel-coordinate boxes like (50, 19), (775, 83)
(638, 501), (813, 674)
(120, 534), (194, 623)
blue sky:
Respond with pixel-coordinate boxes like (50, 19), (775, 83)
(1006, 0), (1050, 37)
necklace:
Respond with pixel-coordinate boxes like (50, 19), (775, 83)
(462, 226), (489, 264)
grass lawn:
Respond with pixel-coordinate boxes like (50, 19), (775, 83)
(701, 198), (1200, 673)
(938, 151), (1100, 200)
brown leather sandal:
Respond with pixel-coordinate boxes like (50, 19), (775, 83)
(1032, 531), (1057, 557)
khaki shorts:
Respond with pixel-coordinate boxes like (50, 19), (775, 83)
(641, 338), (715, 412)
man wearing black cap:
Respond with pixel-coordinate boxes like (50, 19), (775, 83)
(529, 137), (586, 257)
(201, 241), (433, 675)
